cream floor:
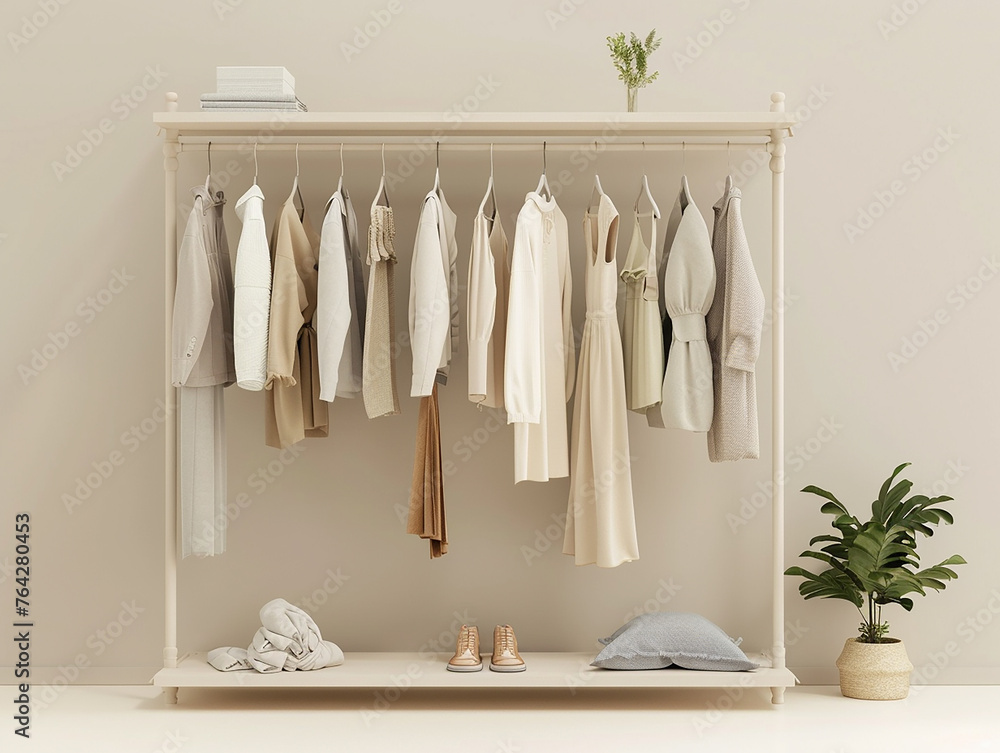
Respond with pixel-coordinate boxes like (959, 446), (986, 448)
(6, 684), (999, 752)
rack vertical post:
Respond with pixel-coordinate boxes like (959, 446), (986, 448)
(768, 91), (787, 705)
(162, 91), (180, 706)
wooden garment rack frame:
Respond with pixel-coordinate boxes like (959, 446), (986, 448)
(152, 92), (797, 706)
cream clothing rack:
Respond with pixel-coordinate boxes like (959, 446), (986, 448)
(152, 92), (797, 705)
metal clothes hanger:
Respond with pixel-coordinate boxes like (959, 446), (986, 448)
(326, 142), (347, 213)
(202, 141), (226, 212)
(204, 141), (212, 191)
(288, 143), (305, 215)
(679, 141), (693, 210)
(478, 143), (497, 221)
(433, 141), (441, 192)
(336, 142), (345, 193)
(372, 143), (390, 209)
(534, 141), (552, 200)
(252, 141), (259, 186)
(634, 141), (661, 219)
(588, 140), (605, 213)
(722, 140), (736, 194)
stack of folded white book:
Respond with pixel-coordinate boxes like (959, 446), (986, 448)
(201, 67), (307, 112)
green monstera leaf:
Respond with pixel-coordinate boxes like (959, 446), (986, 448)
(785, 464), (966, 643)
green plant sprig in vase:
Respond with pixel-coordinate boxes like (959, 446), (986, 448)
(606, 30), (661, 112)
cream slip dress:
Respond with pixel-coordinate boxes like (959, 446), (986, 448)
(563, 194), (640, 568)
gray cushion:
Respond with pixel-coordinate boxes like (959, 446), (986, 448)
(592, 612), (759, 671)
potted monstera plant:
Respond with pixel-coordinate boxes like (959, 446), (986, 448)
(785, 463), (966, 700)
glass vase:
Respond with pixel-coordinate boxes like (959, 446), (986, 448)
(627, 87), (638, 112)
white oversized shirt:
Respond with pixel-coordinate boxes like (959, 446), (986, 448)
(505, 192), (575, 483)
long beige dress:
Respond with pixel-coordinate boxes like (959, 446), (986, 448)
(265, 199), (328, 448)
(620, 209), (663, 415)
(707, 177), (765, 461)
(563, 194), (639, 568)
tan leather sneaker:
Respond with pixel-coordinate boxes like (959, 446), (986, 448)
(490, 624), (526, 672)
(447, 625), (483, 672)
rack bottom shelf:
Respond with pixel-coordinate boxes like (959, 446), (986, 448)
(154, 652), (797, 703)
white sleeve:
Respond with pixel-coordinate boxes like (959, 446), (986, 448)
(561, 229), (575, 401)
(315, 198), (352, 402)
(337, 197), (365, 397)
(409, 198), (450, 397)
(467, 218), (497, 404)
(504, 212), (542, 424)
(724, 196), (765, 373)
(233, 201), (272, 391)
(171, 206), (213, 387)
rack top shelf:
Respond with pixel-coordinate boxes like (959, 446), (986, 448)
(153, 110), (797, 140)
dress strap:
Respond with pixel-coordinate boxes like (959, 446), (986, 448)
(642, 212), (658, 301)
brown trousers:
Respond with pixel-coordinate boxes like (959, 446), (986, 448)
(407, 385), (447, 558)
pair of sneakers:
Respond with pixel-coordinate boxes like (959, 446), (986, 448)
(447, 624), (525, 673)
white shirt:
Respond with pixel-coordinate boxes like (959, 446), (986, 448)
(505, 192), (575, 483)
(316, 187), (365, 402)
(409, 185), (458, 397)
(232, 185), (271, 391)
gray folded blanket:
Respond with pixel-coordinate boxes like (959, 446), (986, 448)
(208, 598), (344, 673)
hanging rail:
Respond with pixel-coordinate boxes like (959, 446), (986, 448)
(174, 138), (770, 151)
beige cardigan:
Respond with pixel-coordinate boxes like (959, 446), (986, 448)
(707, 177), (765, 461)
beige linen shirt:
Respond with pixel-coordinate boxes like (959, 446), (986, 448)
(265, 198), (328, 448)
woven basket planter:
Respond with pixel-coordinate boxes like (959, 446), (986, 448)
(835, 638), (913, 700)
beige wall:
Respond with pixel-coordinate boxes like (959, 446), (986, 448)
(1, 0), (997, 686)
